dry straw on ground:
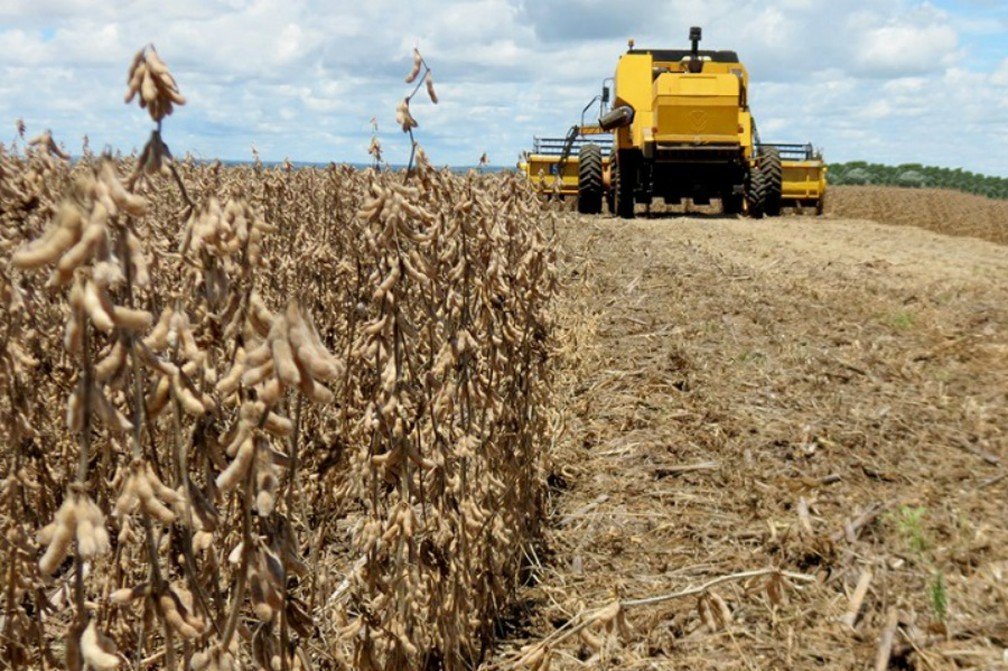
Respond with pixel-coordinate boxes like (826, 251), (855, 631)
(489, 211), (1007, 670)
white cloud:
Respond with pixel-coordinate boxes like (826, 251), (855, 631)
(994, 58), (1008, 86)
(0, 0), (1005, 176)
(856, 23), (958, 76)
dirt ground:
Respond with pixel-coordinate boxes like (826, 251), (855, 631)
(493, 211), (1008, 670)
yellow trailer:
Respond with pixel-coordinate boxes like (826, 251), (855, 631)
(760, 143), (827, 214)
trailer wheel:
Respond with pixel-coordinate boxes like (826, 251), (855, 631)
(613, 152), (635, 219)
(577, 143), (603, 215)
(760, 146), (783, 216)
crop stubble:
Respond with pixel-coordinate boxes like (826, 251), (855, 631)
(492, 210), (1008, 669)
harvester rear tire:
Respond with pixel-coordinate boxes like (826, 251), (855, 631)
(577, 143), (603, 215)
(746, 169), (766, 219)
(761, 146), (783, 216)
(613, 153), (635, 219)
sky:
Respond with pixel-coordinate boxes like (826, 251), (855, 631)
(0, 0), (1006, 175)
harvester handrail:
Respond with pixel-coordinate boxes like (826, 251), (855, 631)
(758, 143), (819, 161)
(532, 135), (612, 156)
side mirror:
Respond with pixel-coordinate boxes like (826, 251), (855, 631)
(602, 86), (610, 104)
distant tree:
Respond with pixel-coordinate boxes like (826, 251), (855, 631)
(843, 167), (873, 185)
(826, 161), (1008, 200)
(897, 170), (927, 188)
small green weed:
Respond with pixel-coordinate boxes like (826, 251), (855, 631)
(890, 505), (928, 554)
(887, 506), (951, 624)
(930, 571), (948, 623)
(886, 309), (916, 330)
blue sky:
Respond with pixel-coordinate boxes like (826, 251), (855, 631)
(0, 0), (1006, 175)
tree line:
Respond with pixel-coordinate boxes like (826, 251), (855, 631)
(828, 162), (1008, 200)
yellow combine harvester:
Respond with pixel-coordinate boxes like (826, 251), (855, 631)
(600, 26), (773, 218)
(520, 27), (827, 218)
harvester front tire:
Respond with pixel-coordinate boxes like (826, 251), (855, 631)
(577, 143), (603, 215)
(613, 153), (635, 219)
(761, 147), (783, 216)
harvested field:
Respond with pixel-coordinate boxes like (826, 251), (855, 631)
(827, 185), (1008, 246)
(495, 212), (1008, 669)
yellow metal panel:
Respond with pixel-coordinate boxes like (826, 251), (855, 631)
(654, 73), (738, 97)
(781, 160), (827, 200)
(520, 155), (611, 196)
(652, 73), (741, 143)
(738, 109), (753, 159)
(613, 53), (654, 150)
(651, 58), (749, 88)
(654, 133), (740, 144)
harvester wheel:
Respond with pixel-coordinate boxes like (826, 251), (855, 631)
(613, 153), (635, 219)
(760, 146), (783, 216)
(577, 143), (603, 215)
(815, 193), (825, 216)
(745, 168), (766, 219)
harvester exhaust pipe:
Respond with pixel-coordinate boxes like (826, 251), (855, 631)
(598, 105), (635, 131)
(688, 26), (703, 73)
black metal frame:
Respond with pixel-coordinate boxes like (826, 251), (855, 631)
(628, 48), (741, 64)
